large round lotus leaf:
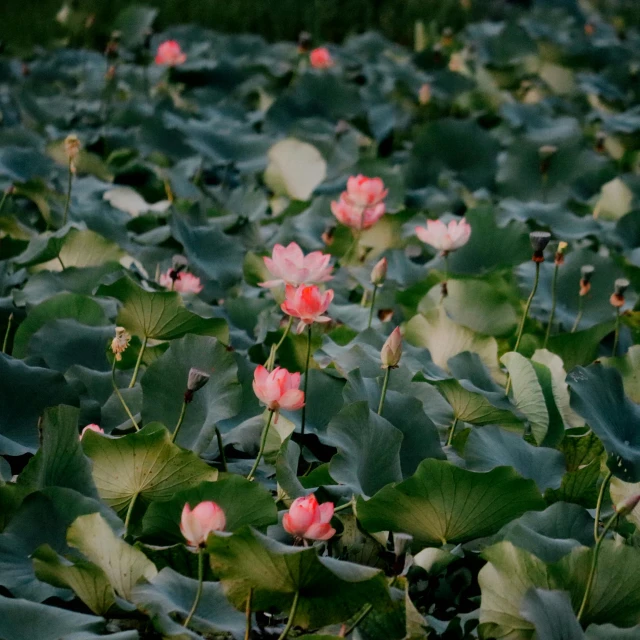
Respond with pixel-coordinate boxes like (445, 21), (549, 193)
(356, 459), (545, 546)
(520, 589), (585, 640)
(600, 345), (640, 403)
(207, 526), (391, 629)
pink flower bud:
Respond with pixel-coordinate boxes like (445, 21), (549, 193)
(159, 269), (203, 294)
(281, 284), (334, 334)
(415, 218), (471, 254)
(370, 257), (388, 286)
(155, 40), (187, 66)
(615, 493), (640, 517)
(81, 424), (103, 439)
(180, 501), (226, 547)
(309, 47), (333, 69)
(252, 365), (305, 421)
(381, 327), (402, 369)
(260, 242), (333, 288)
(282, 493), (336, 541)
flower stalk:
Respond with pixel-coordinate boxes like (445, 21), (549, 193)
(300, 324), (312, 437)
(184, 548), (205, 628)
(247, 410), (275, 481)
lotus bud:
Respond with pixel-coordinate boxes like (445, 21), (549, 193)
(554, 241), (568, 265)
(579, 265), (595, 296)
(595, 131), (606, 153)
(381, 327), (402, 369)
(371, 257), (388, 286)
(419, 83), (432, 105)
(185, 367), (210, 403)
(110, 326), (131, 361)
(180, 501), (226, 547)
(615, 493), (640, 517)
(81, 424), (104, 439)
(530, 231), (551, 262)
(64, 134), (81, 166)
(610, 278), (630, 308)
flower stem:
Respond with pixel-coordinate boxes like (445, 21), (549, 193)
(266, 316), (293, 372)
(343, 576), (397, 636)
(244, 588), (253, 640)
(446, 416), (459, 447)
(343, 230), (361, 265)
(440, 252), (449, 303)
(377, 367), (391, 415)
(613, 307), (621, 356)
(577, 512), (617, 622)
(111, 358), (139, 430)
(215, 426), (228, 472)
(184, 548), (205, 628)
(129, 336), (148, 388)
(333, 497), (355, 513)
(571, 296), (584, 333)
(62, 161), (73, 227)
(124, 491), (138, 537)
(300, 324), (312, 437)
(247, 410), (275, 481)
(544, 263), (560, 348)
(594, 470), (613, 542)
(171, 401), (188, 444)
(367, 285), (378, 329)
(2, 313), (13, 354)
(506, 261), (540, 395)
(0, 190), (9, 216)
(277, 590), (300, 640)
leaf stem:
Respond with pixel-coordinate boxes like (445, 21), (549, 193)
(184, 548), (205, 628)
(266, 316), (293, 372)
(244, 587), (253, 640)
(0, 189), (9, 215)
(215, 426), (228, 472)
(129, 335), (148, 388)
(62, 161), (73, 227)
(544, 263), (559, 348)
(343, 576), (397, 636)
(277, 589), (300, 640)
(171, 401), (188, 444)
(506, 261), (540, 395)
(594, 470), (613, 542)
(333, 496), (355, 513)
(111, 357), (139, 431)
(247, 410), (275, 481)
(2, 313), (13, 354)
(300, 324), (312, 437)
(367, 285), (378, 329)
(377, 367), (391, 415)
(571, 296), (584, 333)
(124, 491), (138, 537)
(446, 416), (459, 447)
(613, 307), (621, 356)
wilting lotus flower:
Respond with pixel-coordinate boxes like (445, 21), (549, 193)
(159, 269), (203, 294)
(81, 424), (103, 438)
(180, 501), (226, 547)
(281, 284), (334, 333)
(283, 493), (335, 541)
(381, 327), (402, 369)
(415, 218), (471, 255)
(111, 326), (131, 361)
(155, 40), (187, 66)
(331, 175), (388, 230)
(309, 47), (333, 69)
(611, 278), (630, 308)
(252, 365), (305, 420)
(260, 242), (333, 288)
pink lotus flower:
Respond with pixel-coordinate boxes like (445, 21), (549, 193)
(159, 270), (203, 294)
(81, 424), (103, 438)
(281, 284), (334, 334)
(381, 327), (402, 369)
(415, 218), (471, 254)
(331, 175), (388, 230)
(155, 40), (187, 66)
(252, 365), (305, 420)
(283, 493), (335, 541)
(180, 501), (226, 547)
(260, 242), (333, 288)
(309, 47), (333, 69)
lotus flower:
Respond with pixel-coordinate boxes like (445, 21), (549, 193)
(309, 47), (333, 69)
(282, 493), (335, 541)
(252, 365), (305, 420)
(180, 501), (226, 547)
(111, 326), (131, 362)
(155, 40), (187, 66)
(159, 269), (203, 294)
(331, 175), (388, 230)
(260, 242), (333, 288)
(281, 284), (334, 334)
(415, 218), (471, 254)
(81, 424), (103, 438)
(381, 327), (402, 369)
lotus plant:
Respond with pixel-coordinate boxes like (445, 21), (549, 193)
(544, 241), (567, 347)
(309, 47), (334, 69)
(379, 327), (402, 415)
(611, 278), (630, 356)
(572, 264), (595, 333)
(171, 367), (211, 444)
(155, 40), (187, 66)
(283, 493), (336, 542)
(159, 268), (203, 294)
(109, 326), (139, 431)
(80, 424), (103, 438)
(368, 257), (388, 329)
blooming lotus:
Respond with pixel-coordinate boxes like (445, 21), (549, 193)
(155, 40), (187, 66)
(415, 218), (471, 254)
(309, 47), (333, 68)
(331, 175), (388, 230)
(180, 501), (226, 547)
(281, 284), (334, 333)
(159, 269), (203, 294)
(282, 493), (335, 541)
(252, 365), (305, 420)
(260, 242), (333, 288)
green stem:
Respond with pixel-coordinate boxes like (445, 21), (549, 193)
(544, 263), (560, 348)
(577, 512), (617, 622)
(129, 336), (148, 388)
(342, 230), (361, 265)
(244, 588), (253, 640)
(124, 492), (138, 536)
(344, 577), (397, 637)
(594, 470), (613, 542)
(57, 256), (66, 271)
(572, 296), (584, 333)
(0, 190), (9, 216)
(184, 548), (205, 628)
(215, 426), (228, 472)
(277, 590), (300, 640)
(446, 416), (459, 447)
(247, 410), (275, 481)
(171, 401), (188, 444)
(62, 162), (73, 227)
(367, 285), (378, 329)
(111, 358), (139, 431)
(377, 367), (391, 415)
(300, 324), (312, 437)
(2, 313), (13, 354)
(613, 307), (621, 356)
(267, 316), (293, 371)
(506, 261), (540, 395)
(333, 498), (355, 513)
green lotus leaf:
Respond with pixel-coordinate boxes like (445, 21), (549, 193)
(520, 589), (585, 640)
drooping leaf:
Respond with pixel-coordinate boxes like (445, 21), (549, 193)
(520, 589), (585, 640)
